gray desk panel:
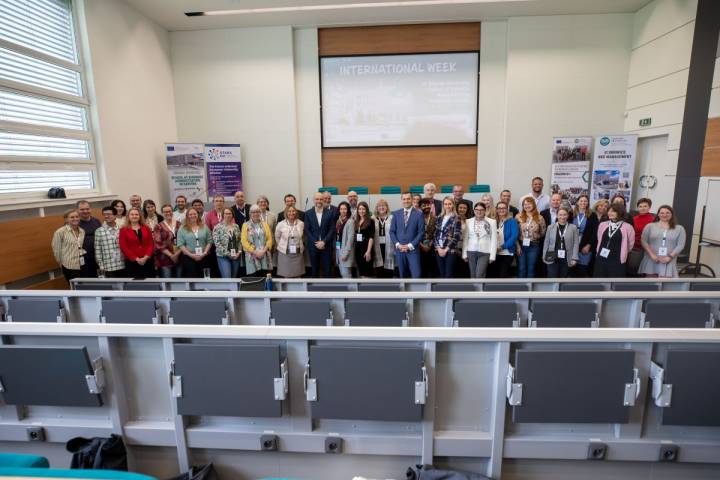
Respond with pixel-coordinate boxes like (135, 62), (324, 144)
(358, 284), (403, 292)
(513, 350), (634, 423)
(531, 300), (596, 328)
(661, 350), (720, 426)
(170, 298), (226, 325)
(612, 283), (660, 291)
(174, 344), (282, 418)
(124, 283), (163, 291)
(271, 299), (330, 326)
(454, 300), (517, 327)
(310, 345), (423, 422)
(102, 298), (157, 324)
(482, 284), (529, 292)
(308, 284), (351, 292)
(75, 283), (115, 290)
(7, 298), (62, 323)
(432, 283), (476, 292)
(690, 283), (720, 291)
(559, 283), (606, 292)
(644, 300), (711, 328)
(0, 345), (102, 407)
(345, 299), (407, 327)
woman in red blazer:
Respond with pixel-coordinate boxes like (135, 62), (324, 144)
(119, 207), (155, 278)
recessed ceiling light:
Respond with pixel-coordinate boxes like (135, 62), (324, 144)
(186, 0), (521, 17)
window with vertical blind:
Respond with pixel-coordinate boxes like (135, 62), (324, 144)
(0, 0), (97, 198)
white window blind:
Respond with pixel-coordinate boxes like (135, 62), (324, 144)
(0, 0), (97, 199)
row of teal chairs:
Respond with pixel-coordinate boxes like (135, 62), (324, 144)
(0, 452), (153, 479)
(319, 184), (490, 195)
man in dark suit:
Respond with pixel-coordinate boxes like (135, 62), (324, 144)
(390, 192), (426, 278)
(305, 192), (335, 277)
(322, 190), (339, 225)
(231, 190), (250, 228)
(278, 193), (305, 222)
(540, 193), (573, 226)
(452, 184), (473, 219)
(423, 183), (443, 216)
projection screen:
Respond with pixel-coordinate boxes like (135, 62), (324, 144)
(320, 52), (479, 148)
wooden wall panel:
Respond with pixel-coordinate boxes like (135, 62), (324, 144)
(322, 146), (477, 194)
(0, 208), (104, 285)
(702, 117), (720, 176)
(319, 23), (481, 193)
(27, 277), (69, 290)
(319, 23), (481, 56)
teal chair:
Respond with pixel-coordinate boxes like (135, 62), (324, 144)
(0, 468), (156, 479)
(347, 186), (369, 194)
(318, 186), (338, 195)
(469, 184), (491, 193)
(0, 454), (49, 468)
(408, 185), (424, 194)
(379, 186), (401, 194)
(440, 184), (454, 193)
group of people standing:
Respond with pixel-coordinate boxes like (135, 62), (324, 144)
(50, 177), (687, 283)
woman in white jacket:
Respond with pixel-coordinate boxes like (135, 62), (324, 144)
(462, 202), (497, 278)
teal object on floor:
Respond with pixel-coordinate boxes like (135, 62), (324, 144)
(0, 453), (49, 468)
(0, 468), (156, 479)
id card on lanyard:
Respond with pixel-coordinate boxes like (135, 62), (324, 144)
(522, 222), (531, 247)
(557, 225), (566, 259)
(289, 224), (298, 254)
(600, 222), (621, 258)
(193, 229), (202, 255)
(73, 229), (85, 266)
(658, 230), (668, 256)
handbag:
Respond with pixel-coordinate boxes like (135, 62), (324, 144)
(66, 434), (127, 470)
(48, 187), (66, 199)
(544, 250), (557, 263)
(407, 464), (490, 480)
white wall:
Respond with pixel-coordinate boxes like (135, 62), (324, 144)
(170, 26), (301, 210)
(623, 0), (697, 208)
(78, 0), (178, 203)
(479, 14), (633, 200)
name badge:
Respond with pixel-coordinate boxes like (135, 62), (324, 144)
(230, 248), (237, 257)
(79, 256), (85, 266)
(356, 233), (363, 242)
(600, 248), (610, 258)
(522, 238), (531, 247)
(289, 245), (297, 254)
(336, 241), (341, 249)
(195, 247), (203, 255)
(557, 249), (566, 259)
(379, 235), (386, 244)
(658, 247), (668, 256)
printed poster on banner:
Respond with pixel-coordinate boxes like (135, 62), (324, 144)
(550, 137), (592, 205)
(590, 135), (638, 204)
(166, 143), (206, 202)
(205, 144), (242, 200)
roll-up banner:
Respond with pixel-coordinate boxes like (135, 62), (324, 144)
(205, 144), (242, 201)
(550, 137), (592, 206)
(165, 143), (206, 202)
(590, 135), (638, 205)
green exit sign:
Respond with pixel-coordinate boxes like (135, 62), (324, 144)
(639, 118), (652, 127)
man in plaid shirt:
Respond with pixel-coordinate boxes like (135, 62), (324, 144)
(94, 205), (126, 277)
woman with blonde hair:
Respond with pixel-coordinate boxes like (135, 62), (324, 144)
(177, 207), (213, 277)
(373, 199), (394, 277)
(274, 205), (305, 278)
(51, 208), (85, 283)
(213, 207), (243, 278)
(241, 204), (273, 277)
(256, 195), (277, 232)
(119, 207), (155, 278)
(515, 196), (546, 278)
(480, 193), (496, 219)
(572, 194), (594, 277)
(434, 196), (462, 278)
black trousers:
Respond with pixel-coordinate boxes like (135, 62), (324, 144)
(491, 255), (514, 278)
(125, 260), (156, 279)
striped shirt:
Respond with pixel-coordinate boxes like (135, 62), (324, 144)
(51, 225), (85, 270)
(95, 222), (125, 272)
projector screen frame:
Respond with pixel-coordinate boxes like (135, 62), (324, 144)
(319, 50), (480, 149)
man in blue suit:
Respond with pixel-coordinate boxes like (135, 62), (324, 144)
(305, 192), (335, 277)
(390, 191), (425, 278)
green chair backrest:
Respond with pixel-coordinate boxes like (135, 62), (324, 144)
(469, 184), (491, 193)
(318, 187), (338, 195)
(347, 186), (369, 195)
(0, 468), (156, 479)
(440, 184), (454, 193)
(379, 186), (401, 194)
(408, 185), (424, 194)
(0, 453), (49, 468)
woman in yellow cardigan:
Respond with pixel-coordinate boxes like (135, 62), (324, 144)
(241, 204), (273, 276)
